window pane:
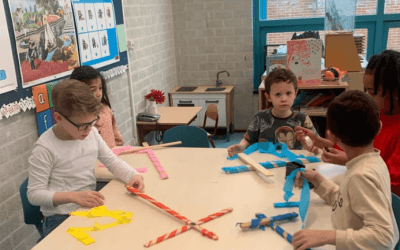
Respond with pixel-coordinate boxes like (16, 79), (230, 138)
(266, 28), (368, 61)
(356, 0), (377, 15)
(264, 0), (376, 20)
(386, 28), (400, 51)
(385, 0), (400, 14)
(266, 0), (325, 20)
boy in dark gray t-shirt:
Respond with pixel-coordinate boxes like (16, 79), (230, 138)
(228, 69), (318, 156)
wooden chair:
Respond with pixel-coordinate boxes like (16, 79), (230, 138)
(202, 104), (218, 148)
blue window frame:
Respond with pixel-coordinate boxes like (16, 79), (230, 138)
(253, 0), (400, 90)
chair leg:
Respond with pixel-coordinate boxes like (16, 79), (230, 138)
(208, 137), (216, 148)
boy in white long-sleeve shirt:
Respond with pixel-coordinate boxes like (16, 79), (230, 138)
(27, 79), (144, 241)
(293, 90), (399, 250)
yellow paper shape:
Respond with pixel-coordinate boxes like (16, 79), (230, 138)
(67, 205), (133, 245)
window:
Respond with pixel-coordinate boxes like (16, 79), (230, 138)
(254, 0), (400, 90)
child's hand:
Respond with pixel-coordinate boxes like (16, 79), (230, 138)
(294, 168), (323, 189)
(295, 126), (318, 152)
(292, 229), (336, 250)
(321, 147), (348, 165)
(72, 191), (105, 208)
(228, 144), (245, 157)
(126, 175), (144, 191)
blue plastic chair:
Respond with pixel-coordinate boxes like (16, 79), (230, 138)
(163, 126), (210, 148)
(393, 193), (400, 250)
(19, 178), (44, 237)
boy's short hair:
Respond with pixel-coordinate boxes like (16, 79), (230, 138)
(52, 79), (102, 117)
(327, 90), (380, 147)
(264, 69), (298, 94)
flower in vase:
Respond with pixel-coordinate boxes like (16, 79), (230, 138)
(145, 89), (165, 104)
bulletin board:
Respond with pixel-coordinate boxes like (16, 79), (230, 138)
(72, 0), (120, 69)
(0, 0), (128, 120)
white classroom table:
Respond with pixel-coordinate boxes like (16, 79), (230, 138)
(32, 147), (335, 250)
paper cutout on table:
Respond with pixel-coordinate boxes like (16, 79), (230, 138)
(127, 187), (232, 247)
(283, 168), (310, 229)
(136, 148), (169, 179)
(67, 205), (133, 245)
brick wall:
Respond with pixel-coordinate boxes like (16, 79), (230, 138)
(171, 0), (255, 130)
(0, 1), (178, 249)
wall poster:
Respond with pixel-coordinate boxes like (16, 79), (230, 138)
(8, 0), (80, 88)
(0, 2), (18, 94)
(72, 0), (119, 69)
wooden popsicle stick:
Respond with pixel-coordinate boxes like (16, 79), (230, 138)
(237, 153), (274, 177)
(118, 141), (182, 155)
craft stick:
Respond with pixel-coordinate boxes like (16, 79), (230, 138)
(222, 156), (321, 174)
(195, 208), (233, 225)
(274, 202), (300, 208)
(127, 187), (218, 240)
(237, 153), (274, 177)
(238, 212), (298, 230)
(270, 222), (293, 243)
(118, 141), (182, 155)
(144, 207), (232, 247)
(144, 225), (190, 248)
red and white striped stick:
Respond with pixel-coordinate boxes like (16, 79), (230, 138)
(127, 187), (232, 247)
(144, 207), (233, 247)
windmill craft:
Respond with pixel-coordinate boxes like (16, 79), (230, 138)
(127, 187), (232, 248)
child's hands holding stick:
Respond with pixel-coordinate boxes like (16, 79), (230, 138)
(294, 126), (320, 154)
(294, 168), (324, 190)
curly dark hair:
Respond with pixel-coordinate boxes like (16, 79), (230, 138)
(264, 68), (298, 94)
(365, 50), (400, 115)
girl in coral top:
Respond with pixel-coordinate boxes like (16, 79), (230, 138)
(295, 50), (400, 196)
(70, 66), (124, 148)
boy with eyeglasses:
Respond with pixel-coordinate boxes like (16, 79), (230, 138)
(27, 79), (144, 241)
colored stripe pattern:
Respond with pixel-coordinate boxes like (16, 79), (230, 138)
(127, 187), (232, 247)
(222, 156), (321, 174)
(237, 212), (298, 230)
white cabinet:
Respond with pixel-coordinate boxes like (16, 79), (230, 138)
(169, 86), (234, 133)
(171, 96), (202, 126)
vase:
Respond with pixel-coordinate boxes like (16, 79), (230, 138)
(147, 100), (158, 114)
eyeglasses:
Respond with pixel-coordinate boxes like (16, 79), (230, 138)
(63, 115), (100, 131)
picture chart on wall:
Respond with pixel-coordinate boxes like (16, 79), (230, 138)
(72, 0), (119, 69)
(7, 0), (80, 88)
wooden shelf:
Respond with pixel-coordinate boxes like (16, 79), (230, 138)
(258, 80), (349, 113)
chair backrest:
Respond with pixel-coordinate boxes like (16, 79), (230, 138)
(392, 193), (400, 250)
(163, 126), (210, 148)
(20, 178), (43, 236)
(202, 104), (218, 132)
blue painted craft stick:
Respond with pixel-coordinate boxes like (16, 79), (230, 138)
(270, 222), (293, 243)
(270, 222), (311, 250)
(222, 165), (250, 174)
(269, 212), (298, 223)
(237, 212), (298, 229)
(274, 202), (300, 208)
